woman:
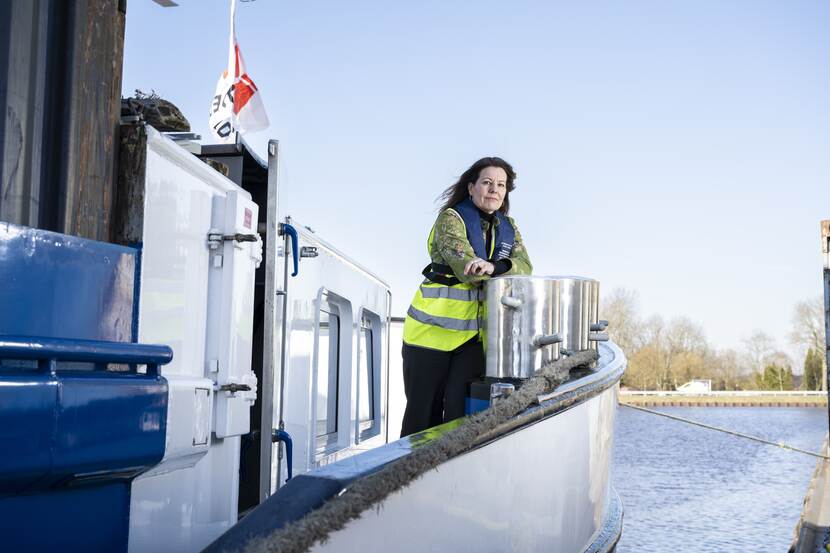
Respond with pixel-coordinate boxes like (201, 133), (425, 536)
(400, 156), (533, 437)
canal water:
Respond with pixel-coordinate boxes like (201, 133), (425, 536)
(613, 406), (826, 552)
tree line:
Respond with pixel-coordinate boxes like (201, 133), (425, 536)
(601, 288), (826, 391)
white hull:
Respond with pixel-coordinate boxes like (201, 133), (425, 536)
(312, 385), (619, 553)
(209, 342), (625, 553)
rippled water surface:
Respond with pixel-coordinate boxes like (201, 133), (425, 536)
(613, 406), (826, 553)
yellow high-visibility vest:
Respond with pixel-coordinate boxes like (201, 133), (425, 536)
(402, 220), (493, 351)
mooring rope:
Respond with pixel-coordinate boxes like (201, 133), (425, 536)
(238, 349), (599, 553)
(620, 402), (830, 460)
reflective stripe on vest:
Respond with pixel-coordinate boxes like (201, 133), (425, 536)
(406, 305), (478, 332)
(403, 280), (481, 351)
(419, 284), (480, 301)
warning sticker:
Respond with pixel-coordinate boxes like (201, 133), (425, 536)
(244, 208), (253, 229)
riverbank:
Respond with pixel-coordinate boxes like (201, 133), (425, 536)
(619, 391), (826, 407)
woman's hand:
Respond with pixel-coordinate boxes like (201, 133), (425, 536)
(464, 257), (495, 276)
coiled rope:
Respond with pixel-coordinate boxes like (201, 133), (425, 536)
(240, 349), (599, 553)
(620, 402), (830, 460)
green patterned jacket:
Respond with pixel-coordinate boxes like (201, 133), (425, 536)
(427, 208), (533, 284)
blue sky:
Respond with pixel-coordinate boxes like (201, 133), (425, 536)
(123, 0), (830, 355)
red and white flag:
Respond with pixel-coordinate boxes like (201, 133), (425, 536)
(209, 0), (269, 142)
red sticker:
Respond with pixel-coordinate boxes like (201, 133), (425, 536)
(244, 208), (253, 229)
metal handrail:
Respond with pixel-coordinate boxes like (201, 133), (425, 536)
(0, 335), (173, 373)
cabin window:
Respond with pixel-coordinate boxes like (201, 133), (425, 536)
(358, 318), (374, 424)
(315, 304), (340, 451)
(357, 310), (381, 441)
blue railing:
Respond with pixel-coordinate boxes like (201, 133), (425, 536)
(280, 222), (299, 276)
(273, 429), (294, 482)
(0, 334), (173, 552)
(0, 335), (173, 370)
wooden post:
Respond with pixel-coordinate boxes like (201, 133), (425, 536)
(57, 0), (126, 241)
(0, 0), (126, 241)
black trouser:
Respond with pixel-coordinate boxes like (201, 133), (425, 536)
(400, 337), (484, 437)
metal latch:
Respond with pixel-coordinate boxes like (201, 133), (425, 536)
(217, 383), (252, 393)
(207, 230), (258, 250)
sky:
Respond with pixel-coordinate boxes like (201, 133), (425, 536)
(123, 0), (830, 359)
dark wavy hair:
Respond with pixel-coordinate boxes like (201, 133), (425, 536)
(437, 156), (517, 215)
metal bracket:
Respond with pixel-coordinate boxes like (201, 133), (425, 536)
(163, 132), (202, 142)
(500, 296), (523, 309)
(533, 333), (563, 348)
(590, 320), (609, 331)
(207, 230), (258, 250)
(217, 383), (252, 394)
(272, 428), (293, 482)
(277, 420), (285, 461)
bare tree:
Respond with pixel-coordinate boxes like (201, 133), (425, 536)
(661, 317), (707, 389)
(766, 350), (794, 369)
(641, 314), (665, 349)
(666, 317), (707, 353)
(712, 348), (750, 390)
(620, 313), (663, 390)
(601, 287), (642, 355)
(789, 296), (826, 390)
(742, 330), (776, 375)
(627, 345), (659, 390)
(790, 296), (825, 354)
(625, 314), (709, 390)
(607, 287), (787, 392)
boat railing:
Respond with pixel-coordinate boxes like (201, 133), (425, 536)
(0, 335), (173, 373)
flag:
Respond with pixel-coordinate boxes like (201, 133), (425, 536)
(209, 0), (269, 142)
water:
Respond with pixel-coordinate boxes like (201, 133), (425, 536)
(613, 406), (827, 552)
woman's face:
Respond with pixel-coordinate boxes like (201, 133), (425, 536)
(468, 166), (508, 214)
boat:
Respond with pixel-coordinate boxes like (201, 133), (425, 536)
(0, 3), (626, 552)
